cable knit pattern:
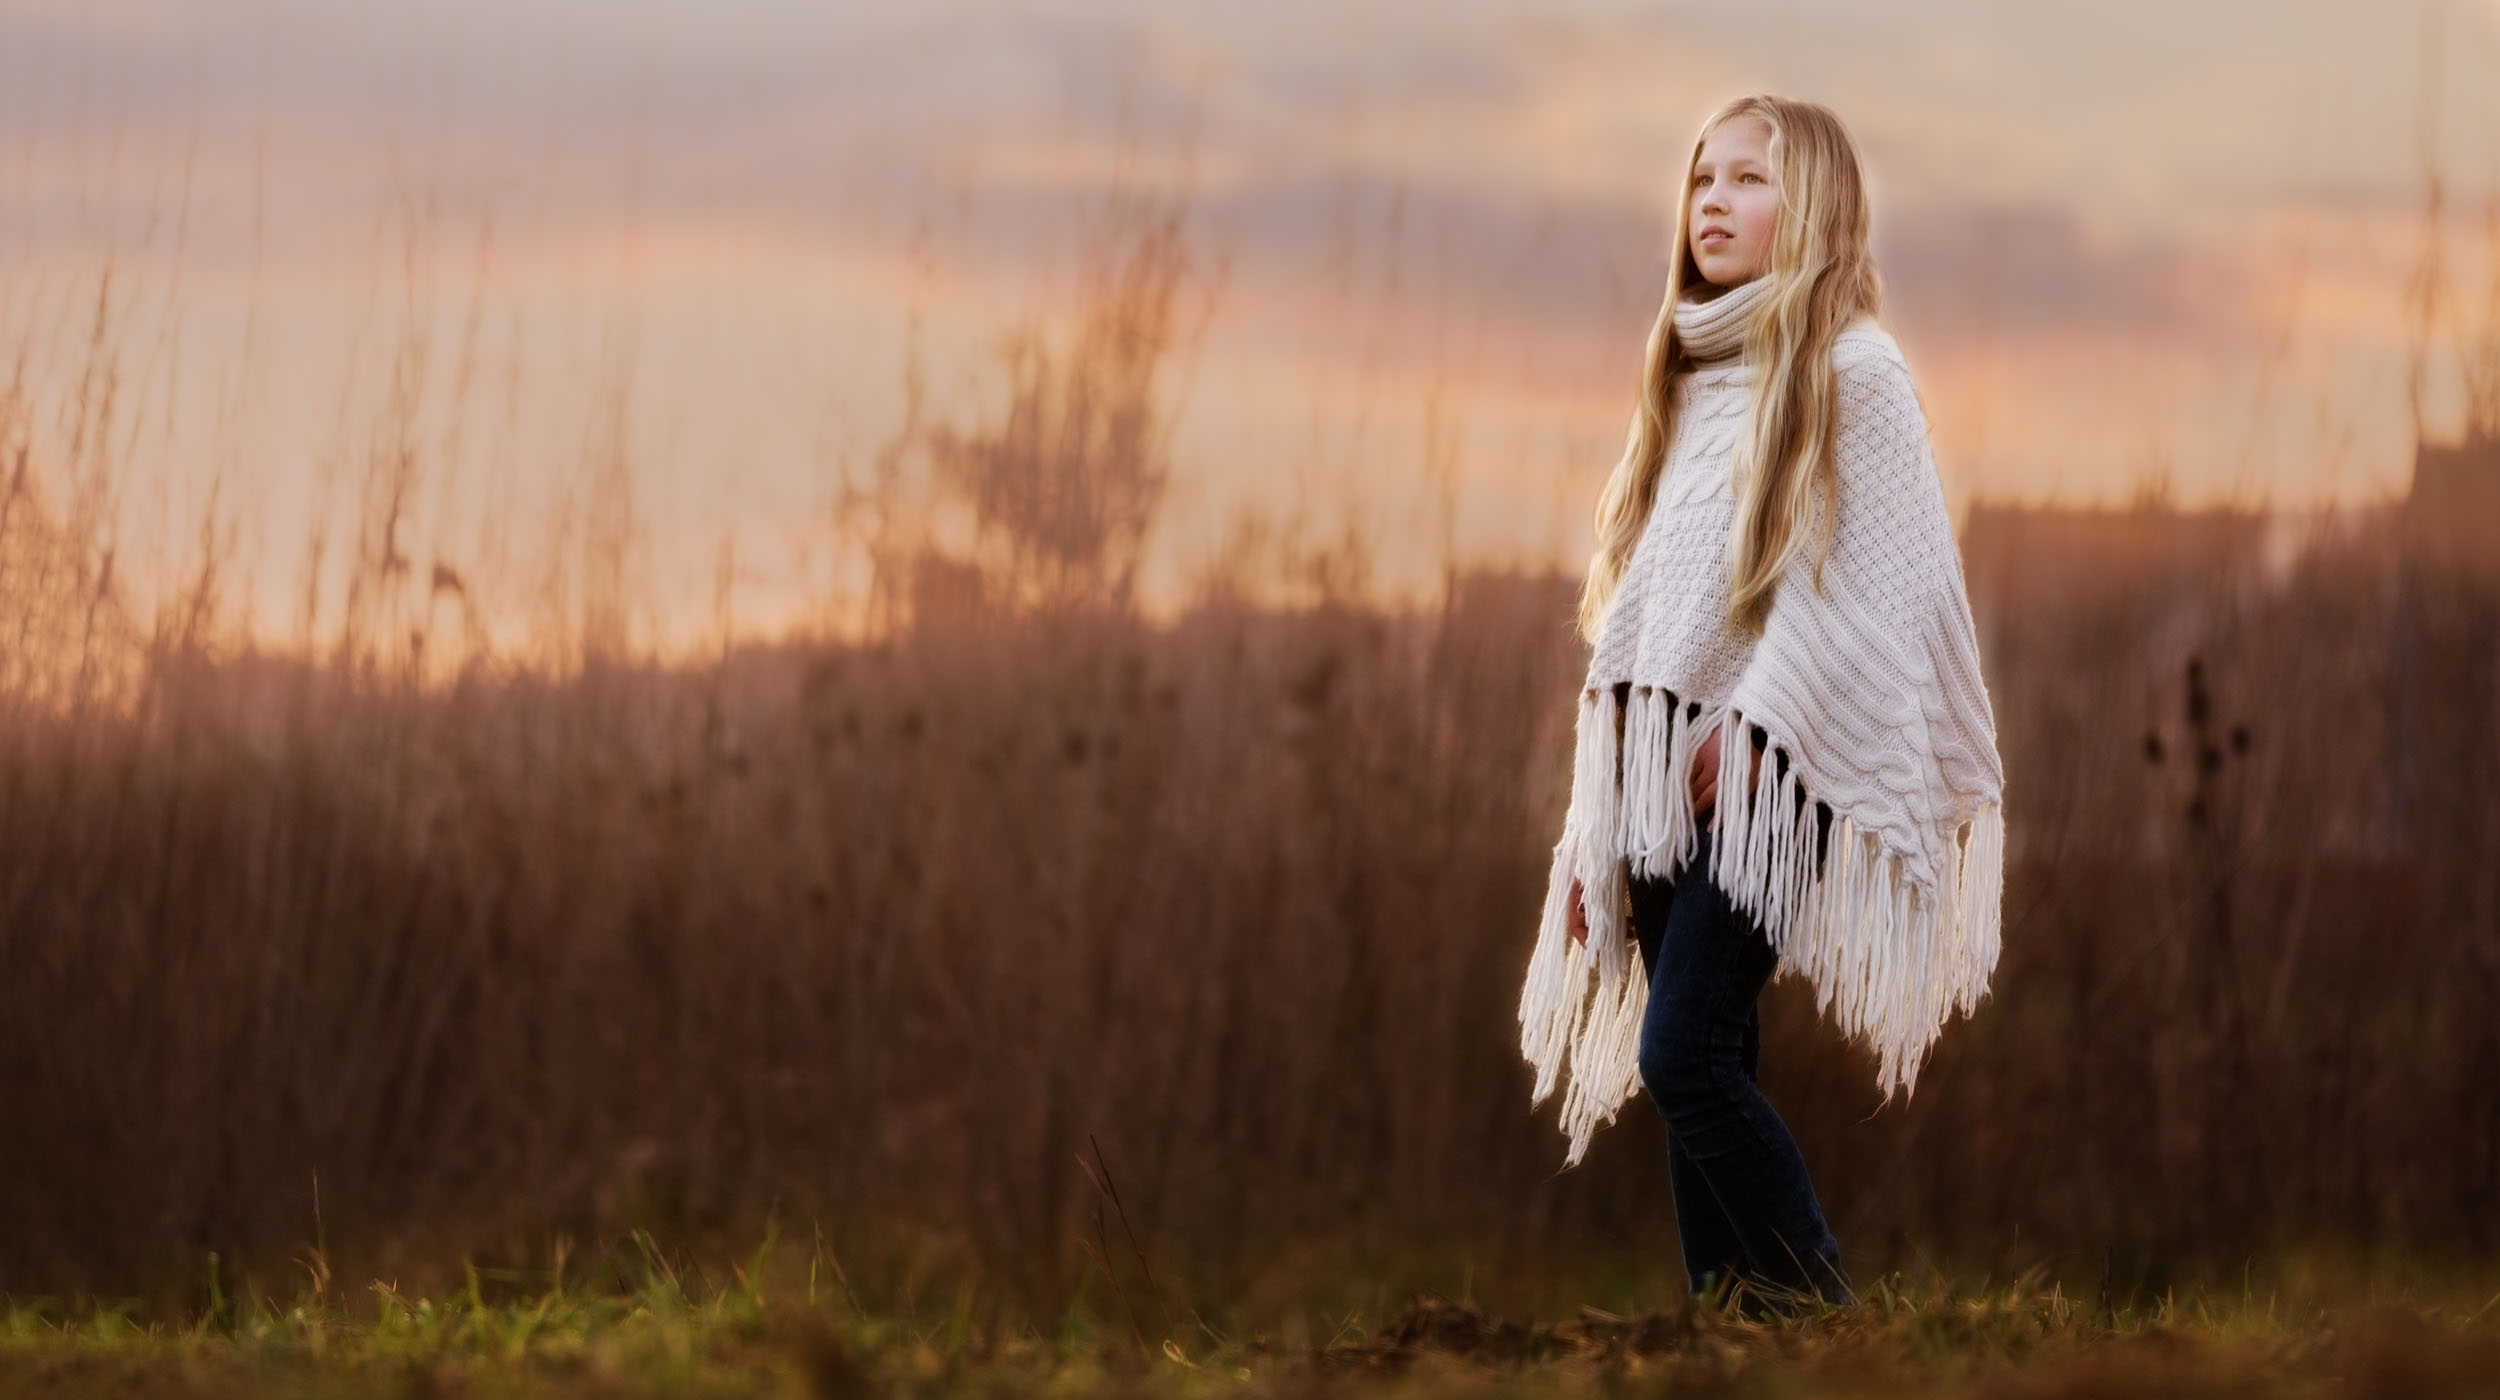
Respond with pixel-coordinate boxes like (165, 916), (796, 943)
(1518, 311), (2007, 1167)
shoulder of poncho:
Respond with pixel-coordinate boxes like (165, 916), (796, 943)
(1829, 318), (1910, 385)
(1829, 321), (1930, 465)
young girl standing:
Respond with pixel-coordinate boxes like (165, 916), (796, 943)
(1516, 95), (2007, 1312)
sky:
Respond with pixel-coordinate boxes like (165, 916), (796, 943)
(2, 0), (2496, 651)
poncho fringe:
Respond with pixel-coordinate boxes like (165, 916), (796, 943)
(1521, 680), (2006, 1165)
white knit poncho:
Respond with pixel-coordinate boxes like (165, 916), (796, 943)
(1519, 275), (2007, 1166)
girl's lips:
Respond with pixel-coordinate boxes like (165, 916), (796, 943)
(1699, 232), (1732, 245)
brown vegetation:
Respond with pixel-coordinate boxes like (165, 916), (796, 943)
(1, 154), (2496, 1331)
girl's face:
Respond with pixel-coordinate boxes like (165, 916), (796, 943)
(1687, 115), (1780, 288)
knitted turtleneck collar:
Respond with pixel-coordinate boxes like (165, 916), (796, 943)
(1671, 274), (1772, 364)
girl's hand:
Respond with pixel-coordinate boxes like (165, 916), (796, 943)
(1691, 721), (1723, 827)
(1568, 877), (1589, 946)
(1692, 719), (1764, 833)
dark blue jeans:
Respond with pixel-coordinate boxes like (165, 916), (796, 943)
(1633, 835), (1851, 1308)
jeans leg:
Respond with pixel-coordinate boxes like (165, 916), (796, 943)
(1635, 841), (1851, 1306)
(1634, 871), (1750, 1299)
(1666, 1131), (1747, 1297)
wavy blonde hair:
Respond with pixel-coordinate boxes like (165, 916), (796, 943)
(1575, 94), (1884, 644)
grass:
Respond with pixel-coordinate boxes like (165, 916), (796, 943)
(6, 1240), (2499, 1398)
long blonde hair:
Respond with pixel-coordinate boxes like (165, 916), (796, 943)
(1575, 94), (1884, 643)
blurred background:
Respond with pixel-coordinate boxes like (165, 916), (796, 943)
(1, 0), (2495, 1322)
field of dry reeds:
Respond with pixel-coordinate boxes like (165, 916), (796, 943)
(1, 162), (2496, 1352)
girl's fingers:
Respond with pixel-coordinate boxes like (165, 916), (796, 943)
(1690, 723), (1721, 807)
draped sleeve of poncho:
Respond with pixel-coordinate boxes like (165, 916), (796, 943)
(1517, 322), (2007, 1166)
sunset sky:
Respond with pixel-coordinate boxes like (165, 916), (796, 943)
(3, 0), (2496, 648)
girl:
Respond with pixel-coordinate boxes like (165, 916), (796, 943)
(1515, 95), (2007, 1313)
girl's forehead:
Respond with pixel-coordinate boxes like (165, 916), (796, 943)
(1696, 115), (1775, 163)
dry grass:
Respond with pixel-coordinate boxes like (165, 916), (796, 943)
(2, 474), (2494, 1322)
(1, 129), (2496, 1344)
